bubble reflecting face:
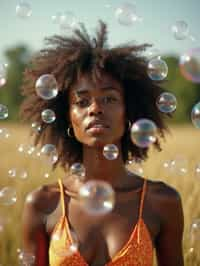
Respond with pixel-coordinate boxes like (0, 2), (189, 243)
(156, 92), (177, 113)
(78, 180), (115, 216)
(103, 144), (119, 160)
(171, 20), (189, 40)
(41, 109), (56, 123)
(115, 2), (142, 26)
(35, 74), (58, 100)
(18, 251), (35, 266)
(147, 58), (168, 81)
(41, 144), (58, 165)
(0, 104), (8, 119)
(130, 119), (157, 148)
(70, 163), (85, 180)
(179, 48), (200, 83)
(191, 102), (200, 129)
(16, 1), (32, 18)
(0, 187), (17, 205)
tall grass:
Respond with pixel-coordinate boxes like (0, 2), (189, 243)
(0, 123), (200, 265)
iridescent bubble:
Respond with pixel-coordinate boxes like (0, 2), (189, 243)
(147, 58), (168, 81)
(191, 102), (200, 128)
(115, 2), (142, 26)
(8, 168), (17, 178)
(16, 1), (32, 18)
(41, 109), (56, 123)
(0, 63), (6, 87)
(179, 48), (200, 83)
(0, 104), (8, 119)
(31, 122), (42, 133)
(70, 163), (85, 180)
(130, 119), (157, 148)
(59, 11), (77, 31)
(35, 74), (58, 100)
(0, 128), (10, 139)
(171, 20), (189, 40)
(103, 144), (119, 160)
(40, 144), (58, 165)
(78, 180), (115, 216)
(18, 251), (35, 266)
(156, 92), (177, 113)
(0, 187), (17, 205)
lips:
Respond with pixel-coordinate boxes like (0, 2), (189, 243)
(86, 120), (109, 130)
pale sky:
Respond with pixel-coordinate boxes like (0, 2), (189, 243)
(0, 0), (199, 61)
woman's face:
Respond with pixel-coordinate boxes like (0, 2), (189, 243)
(69, 72), (126, 147)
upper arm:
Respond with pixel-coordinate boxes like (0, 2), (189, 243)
(155, 187), (184, 266)
(22, 187), (49, 266)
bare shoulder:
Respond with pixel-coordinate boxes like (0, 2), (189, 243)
(24, 182), (61, 216)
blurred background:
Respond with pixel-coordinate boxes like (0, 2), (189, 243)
(0, 0), (200, 265)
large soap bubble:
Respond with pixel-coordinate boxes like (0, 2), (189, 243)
(179, 48), (200, 83)
(147, 58), (168, 81)
(156, 92), (177, 113)
(35, 74), (58, 100)
(78, 180), (115, 216)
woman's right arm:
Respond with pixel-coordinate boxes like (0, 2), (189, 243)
(22, 187), (50, 266)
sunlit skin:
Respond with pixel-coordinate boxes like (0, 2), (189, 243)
(22, 72), (184, 266)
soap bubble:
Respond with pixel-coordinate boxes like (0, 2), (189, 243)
(0, 187), (17, 205)
(41, 109), (56, 123)
(0, 128), (10, 139)
(31, 122), (42, 134)
(70, 163), (85, 180)
(78, 180), (115, 216)
(103, 144), (119, 160)
(189, 219), (200, 252)
(51, 12), (62, 24)
(0, 104), (8, 119)
(16, 1), (32, 18)
(40, 144), (58, 165)
(194, 163), (200, 179)
(115, 2), (142, 26)
(171, 20), (189, 40)
(156, 92), (177, 113)
(35, 74), (58, 100)
(8, 168), (17, 178)
(179, 48), (200, 83)
(163, 155), (188, 176)
(59, 11), (78, 31)
(0, 62), (6, 87)
(130, 119), (157, 148)
(191, 102), (200, 128)
(147, 58), (168, 80)
(18, 250), (35, 265)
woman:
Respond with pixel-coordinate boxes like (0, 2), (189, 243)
(21, 21), (184, 266)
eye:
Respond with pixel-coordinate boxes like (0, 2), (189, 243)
(102, 96), (117, 104)
(76, 98), (90, 108)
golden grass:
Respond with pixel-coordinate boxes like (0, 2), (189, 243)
(0, 123), (200, 265)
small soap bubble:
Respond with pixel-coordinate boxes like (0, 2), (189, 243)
(163, 155), (188, 176)
(70, 163), (85, 180)
(51, 12), (62, 24)
(0, 128), (10, 139)
(179, 48), (200, 83)
(40, 144), (58, 165)
(147, 58), (168, 81)
(189, 219), (200, 249)
(191, 102), (200, 129)
(115, 2), (142, 26)
(19, 169), (28, 179)
(194, 163), (200, 179)
(0, 187), (17, 205)
(103, 144), (119, 160)
(41, 109), (56, 123)
(8, 168), (17, 178)
(156, 92), (177, 113)
(18, 250), (35, 265)
(130, 119), (157, 148)
(171, 20), (189, 40)
(16, 1), (32, 18)
(31, 122), (42, 133)
(78, 180), (115, 216)
(0, 104), (8, 119)
(35, 74), (58, 100)
(0, 63), (6, 87)
(59, 11), (78, 31)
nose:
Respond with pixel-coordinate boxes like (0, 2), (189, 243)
(88, 99), (103, 116)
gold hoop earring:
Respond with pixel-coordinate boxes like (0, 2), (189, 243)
(67, 126), (74, 138)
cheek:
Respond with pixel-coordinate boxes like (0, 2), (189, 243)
(70, 107), (86, 138)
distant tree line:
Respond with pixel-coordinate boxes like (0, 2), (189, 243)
(0, 45), (200, 123)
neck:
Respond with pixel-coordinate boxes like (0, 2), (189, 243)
(82, 143), (127, 188)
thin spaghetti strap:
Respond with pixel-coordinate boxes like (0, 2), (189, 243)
(58, 178), (66, 217)
(138, 179), (147, 220)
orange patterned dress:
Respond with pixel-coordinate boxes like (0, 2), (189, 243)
(49, 179), (153, 266)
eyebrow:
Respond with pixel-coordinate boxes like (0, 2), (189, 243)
(75, 86), (121, 96)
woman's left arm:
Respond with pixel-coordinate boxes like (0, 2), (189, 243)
(155, 190), (184, 266)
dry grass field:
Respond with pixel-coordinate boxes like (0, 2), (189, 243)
(0, 123), (200, 265)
